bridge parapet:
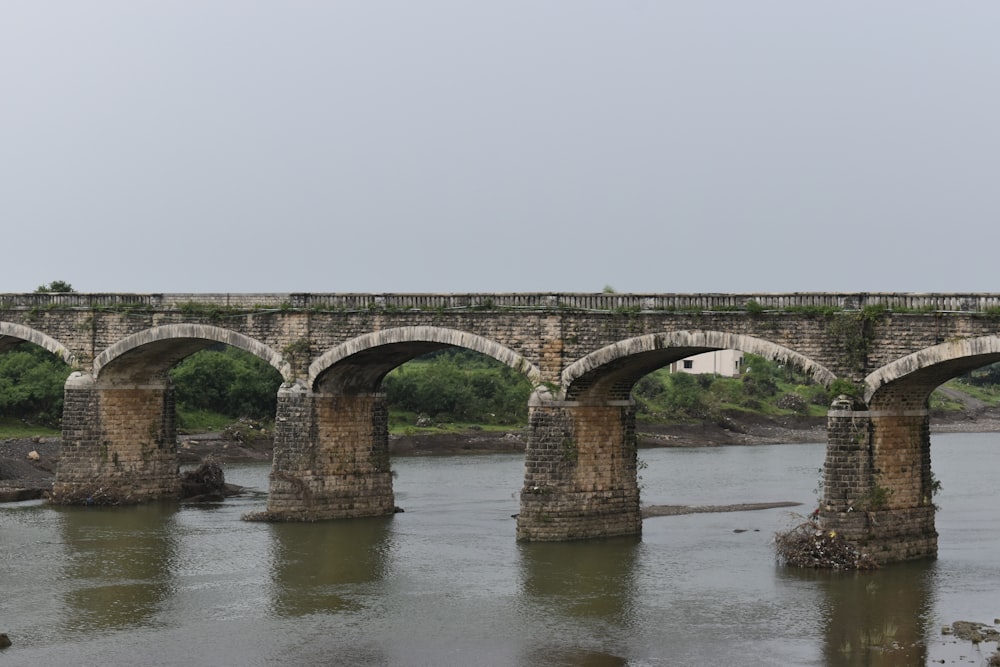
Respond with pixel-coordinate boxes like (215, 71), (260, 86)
(5, 292), (1000, 314)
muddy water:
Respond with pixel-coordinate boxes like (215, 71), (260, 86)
(2, 434), (999, 666)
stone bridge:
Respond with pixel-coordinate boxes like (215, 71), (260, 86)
(5, 291), (1000, 563)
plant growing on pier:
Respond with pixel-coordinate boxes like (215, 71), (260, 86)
(824, 306), (886, 375)
(858, 485), (892, 511)
(560, 437), (577, 463)
(828, 378), (864, 400)
(281, 338), (311, 368)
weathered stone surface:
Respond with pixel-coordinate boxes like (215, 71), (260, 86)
(261, 384), (395, 521)
(52, 376), (179, 505)
(517, 400), (640, 541)
(820, 398), (938, 563)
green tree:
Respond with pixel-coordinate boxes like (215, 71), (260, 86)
(35, 280), (75, 293)
(0, 346), (72, 426)
(169, 347), (282, 420)
(382, 349), (531, 424)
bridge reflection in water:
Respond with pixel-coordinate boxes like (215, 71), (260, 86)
(2, 438), (999, 664)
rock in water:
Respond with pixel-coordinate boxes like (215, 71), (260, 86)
(0, 633), (11, 649)
(180, 462), (227, 500)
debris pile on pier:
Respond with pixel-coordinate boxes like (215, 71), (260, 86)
(775, 520), (878, 570)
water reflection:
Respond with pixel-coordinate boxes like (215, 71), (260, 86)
(782, 560), (934, 666)
(526, 647), (629, 667)
(267, 516), (394, 617)
(518, 536), (639, 665)
(54, 504), (178, 637)
(4, 441), (998, 665)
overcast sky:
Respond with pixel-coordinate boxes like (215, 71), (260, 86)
(2, 2), (998, 295)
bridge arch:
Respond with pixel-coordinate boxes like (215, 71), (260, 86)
(308, 326), (542, 393)
(93, 324), (291, 383)
(561, 330), (835, 402)
(865, 335), (1000, 408)
(0, 321), (77, 366)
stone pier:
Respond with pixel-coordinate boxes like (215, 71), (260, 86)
(52, 372), (180, 504)
(820, 396), (937, 563)
(516, 395), (641, 541)
(262, 382), (395, 521)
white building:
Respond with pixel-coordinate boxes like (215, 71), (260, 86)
(669, 350), (743, 377)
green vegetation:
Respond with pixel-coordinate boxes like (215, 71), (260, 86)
(0, 346), (72, 429)
(960, 362), (1000, 389)
(632, 354), (832, 423)
(383, 349), (532, 430)
(169, 347), (283, 431)
(0, 416), (61, 438)
(172, 409), (236, 433)
(35, 281), (75, 293)
(933, 362), (1000, 411)
(951, 381), (1000, 405)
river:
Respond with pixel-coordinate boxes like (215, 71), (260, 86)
(2, 433), (999, 666)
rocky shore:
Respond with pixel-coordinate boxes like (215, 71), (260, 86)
(3, 408), (999, 503)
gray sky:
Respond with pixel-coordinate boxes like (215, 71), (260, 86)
(3, 2), (998, 295)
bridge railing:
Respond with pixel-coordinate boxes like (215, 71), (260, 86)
(3, 292), (1000, 313)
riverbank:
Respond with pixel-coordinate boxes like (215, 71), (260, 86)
(3, 408), (999, 502)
